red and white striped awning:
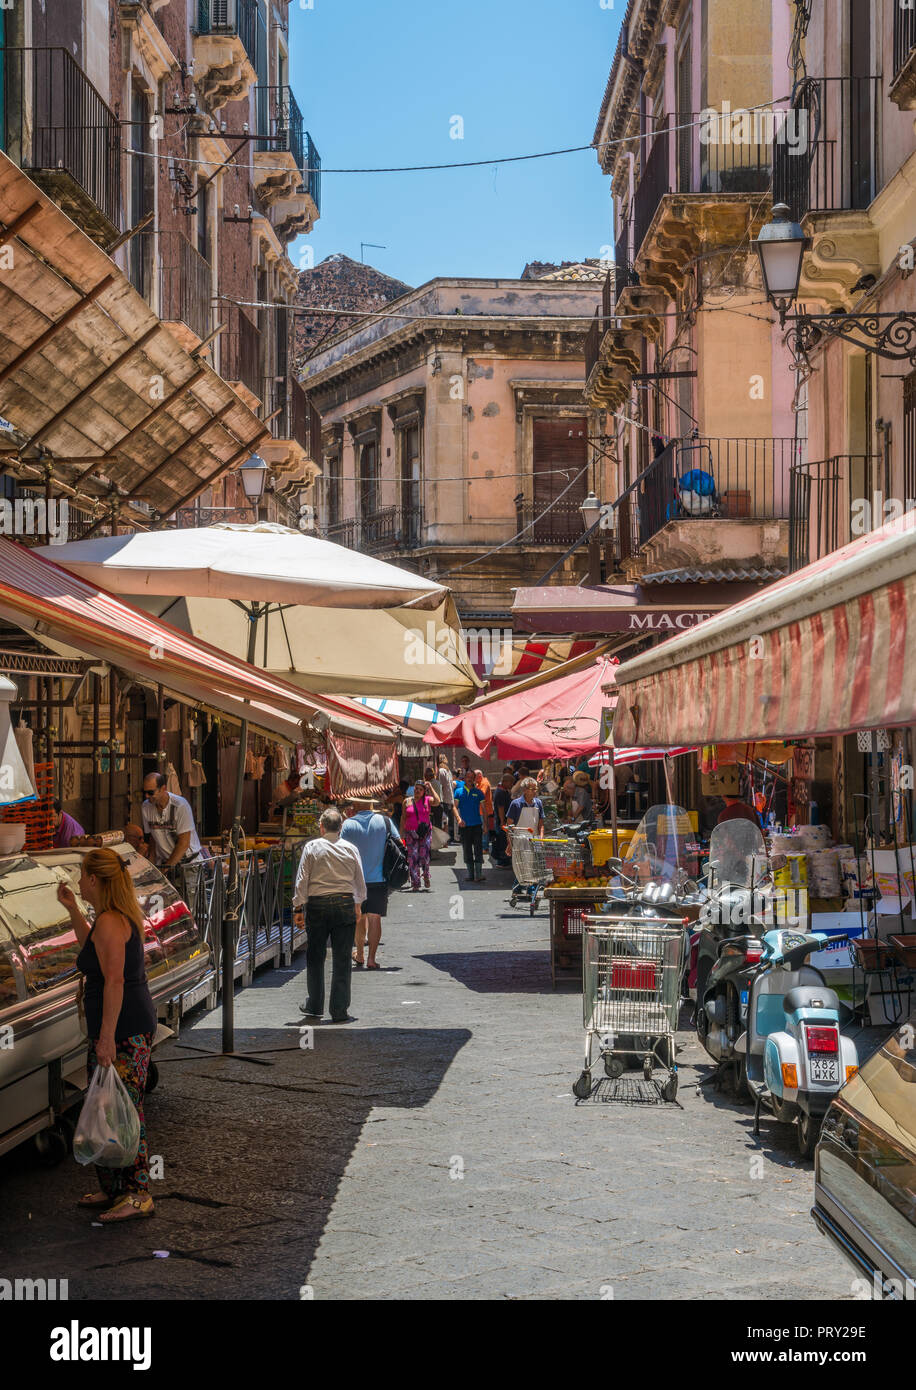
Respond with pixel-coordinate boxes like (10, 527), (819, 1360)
(588, 746), (697, 766)
(612, 510), (916, 748)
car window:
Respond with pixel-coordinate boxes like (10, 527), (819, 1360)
(841, 1011), (916, 1150)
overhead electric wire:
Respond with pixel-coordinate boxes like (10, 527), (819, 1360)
(127, 98), (791, 178)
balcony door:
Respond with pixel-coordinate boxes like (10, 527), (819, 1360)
(399, 423), (421, 545)
(848, 0), (875, 208)
(128, 83), (152, 297)
(532, 417), (588, 543)
(359, 439), (379, 542)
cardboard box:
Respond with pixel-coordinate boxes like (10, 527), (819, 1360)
(702, 765), (740, 796)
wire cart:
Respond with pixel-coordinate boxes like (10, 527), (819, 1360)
(509, 831), (590, 914)
(573, 916), (688, 1101)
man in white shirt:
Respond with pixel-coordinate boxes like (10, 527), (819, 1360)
(293, 807), (367, 1024)
(141, 772), (203, 867)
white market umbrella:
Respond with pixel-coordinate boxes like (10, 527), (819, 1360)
(43, 523), (446, 610)
(353, 697), (451, 733)
(40, 525), (479, 818)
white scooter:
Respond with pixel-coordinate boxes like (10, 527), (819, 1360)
(736, 928), (859, 1158)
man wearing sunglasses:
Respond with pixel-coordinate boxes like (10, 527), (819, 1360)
(140, 772), (203, 869)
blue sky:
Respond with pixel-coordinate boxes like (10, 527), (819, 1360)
(287, 0), (620, 288)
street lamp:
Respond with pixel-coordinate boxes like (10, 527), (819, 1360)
(756, 205), (916, 366)
(237, 452), (270, 519)
(580, 490), (603, 585)
(754, 203), (808, 327)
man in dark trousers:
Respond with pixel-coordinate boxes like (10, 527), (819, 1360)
(454, 772), (486, 882)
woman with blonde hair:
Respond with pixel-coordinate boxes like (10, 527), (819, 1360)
(58, 848), (157, 1222)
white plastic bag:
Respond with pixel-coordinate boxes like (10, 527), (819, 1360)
(430, 826), (449, 852)
(73, 1062), (141, 1168)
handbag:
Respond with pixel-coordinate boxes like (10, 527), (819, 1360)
(381, 819), (409, 890)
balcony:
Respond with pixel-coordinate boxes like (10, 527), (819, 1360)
(2, 48), (121, 246)
(890, 4), (916, 109)
(789, 455), (880, 571)
(159, 232), (211, 350)
(324, 507), (423, 556)
(252, 87), (321, 238)
(772, 77), (882, 307)
(258, 377), (322, 482)
(614, 438), (795, 580)
(193, 0), (258, 112)
(515, 499), (589, 546)
(221, 304), (262, 411)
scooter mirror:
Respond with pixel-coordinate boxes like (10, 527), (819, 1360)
(604, 857), (623, 873)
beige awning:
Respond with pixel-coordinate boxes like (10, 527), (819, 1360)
(0, 151), (265, 524)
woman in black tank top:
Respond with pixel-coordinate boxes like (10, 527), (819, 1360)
(58, 847), (157, 1223)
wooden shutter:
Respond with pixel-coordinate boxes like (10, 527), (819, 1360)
(531, 418), (588, 543)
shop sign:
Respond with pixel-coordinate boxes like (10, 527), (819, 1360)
(792, 744), (816, 781)
(627, 611), (715, 632)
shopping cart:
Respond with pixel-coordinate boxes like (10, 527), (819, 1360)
(508, 831), (590, 914)
(573, 916), (688, 1101)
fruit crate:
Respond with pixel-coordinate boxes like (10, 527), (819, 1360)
(545, 888), (608, 988)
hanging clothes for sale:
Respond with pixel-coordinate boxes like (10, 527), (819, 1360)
(166, 762), (181, 795)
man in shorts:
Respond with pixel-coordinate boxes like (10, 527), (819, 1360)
(341, 797), (399, 970)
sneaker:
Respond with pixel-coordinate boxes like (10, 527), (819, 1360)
(298, 1004), (322, 1018)
(329, 1014), (357, 1024)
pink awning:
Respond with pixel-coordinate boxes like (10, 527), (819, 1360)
(425, 657), (617, 760)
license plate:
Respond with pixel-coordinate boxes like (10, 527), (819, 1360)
(740, 990), (749, 1006)
(810, 1056), (839, 1083)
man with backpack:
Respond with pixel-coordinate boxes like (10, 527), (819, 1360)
(341, 798), (404, 971)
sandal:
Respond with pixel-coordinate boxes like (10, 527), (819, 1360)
(77, 1192), (113, 1208)
(97, 1193), (155, 1223)
(352, 952), (364, 967)
(366, 961), (382, 970)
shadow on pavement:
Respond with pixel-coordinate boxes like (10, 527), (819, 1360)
(0, 1024), (470, 1300)
(418, 949), (555, 993)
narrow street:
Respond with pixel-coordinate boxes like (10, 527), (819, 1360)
(2, 858), (856, 1302)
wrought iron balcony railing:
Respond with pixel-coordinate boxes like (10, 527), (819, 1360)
(196, 0), (258, 67)
(615, 437), (797, 563)
(789, 454), (881, 571)
(222, 304), (262, 401)
(2, 48), (122, 236)
(773, 76), (881, 220)
(324, 507), (422, 554)
(304, 131), (321, 213)
(254, 84), (304, 174)
(631, 112), (772, 258)
(515, 499), (589, 546)
(159, 232), (211, 343)
(894, 4), (916, 81)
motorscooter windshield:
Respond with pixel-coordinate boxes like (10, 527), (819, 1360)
(623, 804), (692, 883)
(707, 819), (766, 891)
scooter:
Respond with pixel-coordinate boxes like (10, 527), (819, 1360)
(695, 819), (771, 1090)
(735, 928), (859, 1158)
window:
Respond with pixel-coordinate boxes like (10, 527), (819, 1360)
(197, 180), (210, 263)
(325, 453), (341, 526)
(531, 417), (588, 543)
(359, 440), (379, 518)
(399, 422), (422, 544)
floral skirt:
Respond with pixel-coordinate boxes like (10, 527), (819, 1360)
(87, 1032), (154, 1196)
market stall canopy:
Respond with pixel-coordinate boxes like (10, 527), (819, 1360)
(612, 510), (916, 748)
(45, 524), (447, 609)
(0, 538), (397, 747)
(40, 526), (480, 701)
(0, 152), (266, 523)
(353, 697), (451, 733)
(511, 582), (761, 635)
(425, 656), (617, 760)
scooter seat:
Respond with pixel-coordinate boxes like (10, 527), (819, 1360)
(783, 983), (839, 1016)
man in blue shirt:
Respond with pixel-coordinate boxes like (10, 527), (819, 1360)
(454, 773), (486, 882)
(341, 799), (398, 971)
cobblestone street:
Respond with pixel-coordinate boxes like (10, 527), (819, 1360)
(1, 857), (860, 1301)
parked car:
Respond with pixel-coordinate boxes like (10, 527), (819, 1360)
(812, 1006), (916, 1298)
